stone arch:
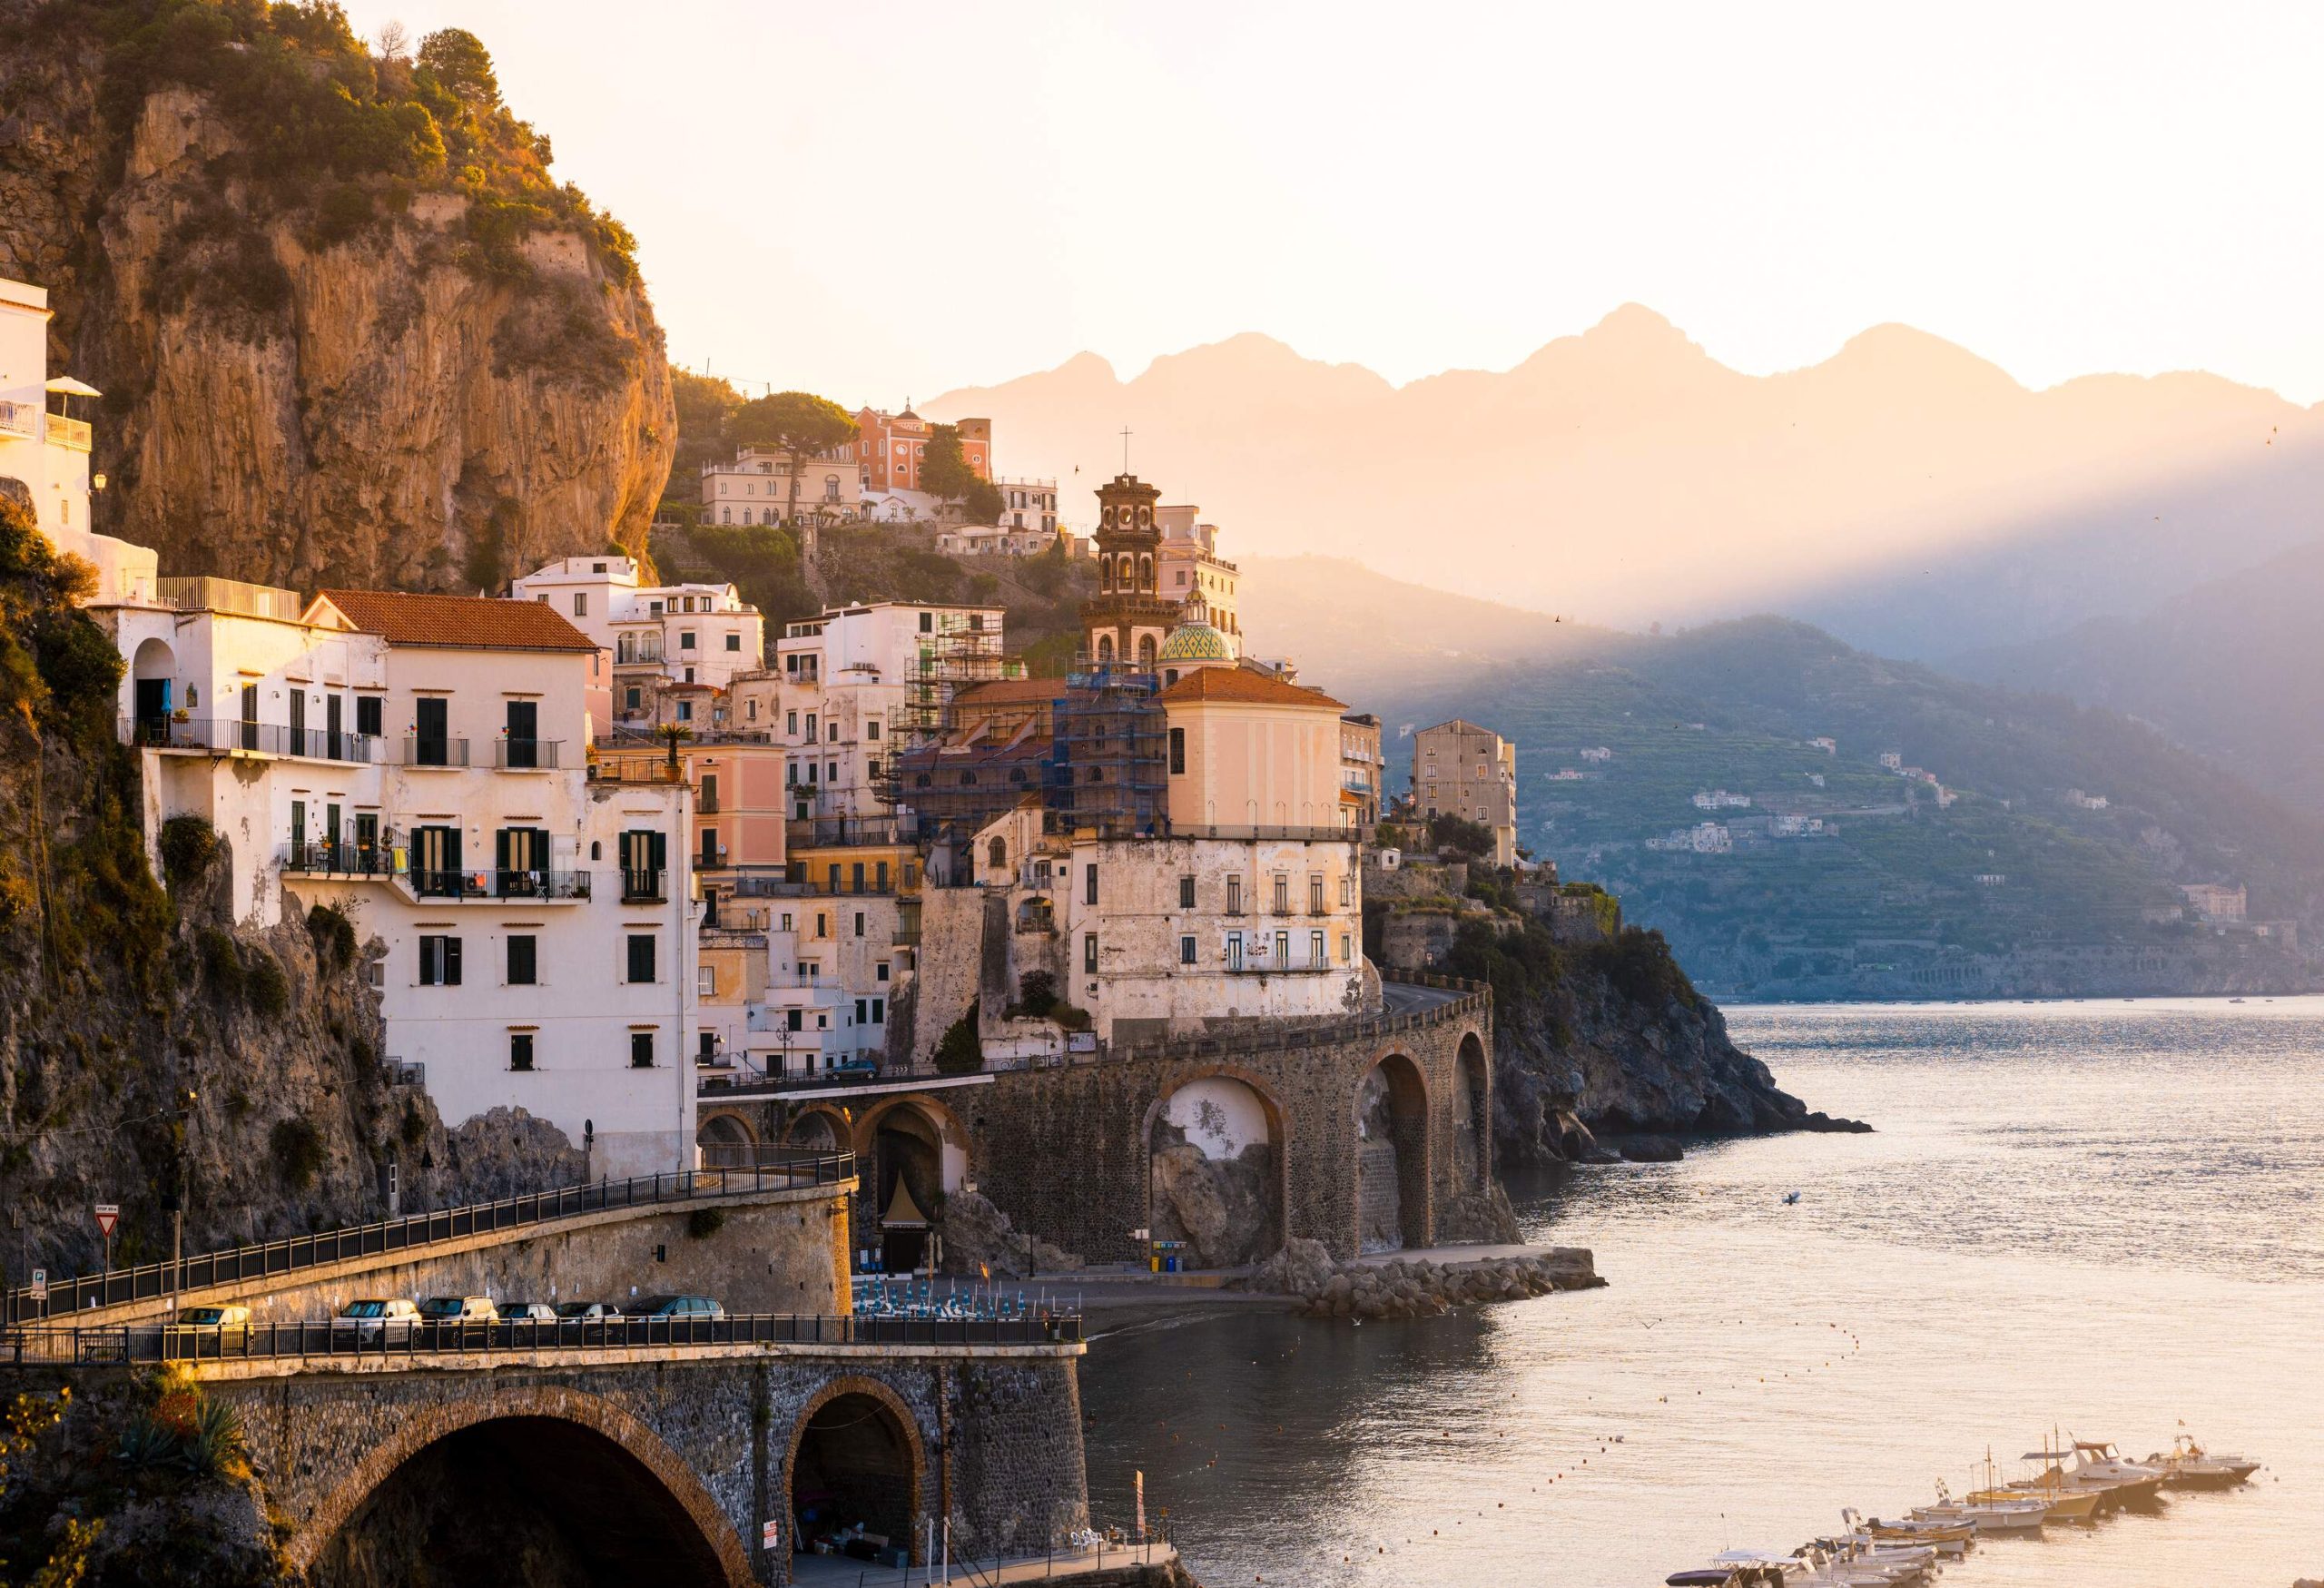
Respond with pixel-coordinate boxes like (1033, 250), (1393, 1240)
(1139, 1067), (1290, 1269)
(1355, 1052), (1430, 1253)
(292, 1384), (753, 1586)
(696, 1110), (755, 1168)
(129, 636), (177, 733)
(786, 1375), (929, 1564)
(1454, 1031), (1491, 1190)
(1136, 633), (1157, 671)
(858, 1096), (970, 1270)
(781, 1102), (849, 1151)
(1095, 633), (1115, 664)
(988, 834), (1008, 871)
(1137, 553), (1153, 591)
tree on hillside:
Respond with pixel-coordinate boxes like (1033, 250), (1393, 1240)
(730, 392), (857, 527)
(921, 424), (1002, 523)
(665, 368), (744, 513)
(417, 28), (499, 106)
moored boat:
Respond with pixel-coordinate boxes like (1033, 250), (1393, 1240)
(2144, 1432), (2261, 1490)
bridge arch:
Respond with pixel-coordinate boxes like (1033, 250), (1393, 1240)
(782, 1101), (851, 1150)
(294, 1384), (753, 1587)
(696, 1108), (756, 1166)
(856, 1095), (970, 1269)
(786, 1375), (929, 1565)
(1139, 1066), (1290, 1268)
(1355, 1050), (1431, 1253)
(1454, 1030), (1492, 1190)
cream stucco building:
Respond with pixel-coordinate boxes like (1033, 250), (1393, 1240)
(1413, 717), (1519, 865)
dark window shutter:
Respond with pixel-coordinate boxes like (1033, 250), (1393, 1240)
(444, 936), (462, 986)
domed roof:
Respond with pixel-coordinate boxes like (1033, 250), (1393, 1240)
(1157, 618), (1233, 663)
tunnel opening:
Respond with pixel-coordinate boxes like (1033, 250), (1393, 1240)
(1147, 1074), (1284, 1268)
(310, 1415), (731, 1588)
(791, 1392), (921, 1565)
(868, 1104), (946, 1272)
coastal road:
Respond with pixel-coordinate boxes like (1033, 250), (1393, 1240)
(1383, 981), (1464, 1016)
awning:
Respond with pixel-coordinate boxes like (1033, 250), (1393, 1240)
(881, 1178), (931, 1229)
(45, 376), (102, 398)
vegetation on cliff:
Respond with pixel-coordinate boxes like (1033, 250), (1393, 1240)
(0, 0), (675, 592)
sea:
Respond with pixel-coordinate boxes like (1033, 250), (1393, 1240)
(1079, 996), (2324, 1588)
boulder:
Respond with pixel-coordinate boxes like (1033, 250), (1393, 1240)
(1617, 1135), (1686, 1163)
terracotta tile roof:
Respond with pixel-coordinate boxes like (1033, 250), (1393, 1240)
(1154, 667), (1345, 711)
(312, 589), (599, 653)
(953, 677), (1068, 706)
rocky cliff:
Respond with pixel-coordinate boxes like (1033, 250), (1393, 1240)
(0, 490), (577, 1287)
(0, 1), (673, 592)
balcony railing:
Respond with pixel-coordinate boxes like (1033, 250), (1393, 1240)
(281, 840), (400, 877)
(588, 761), (682, 784)
(121, 717), (379, 764)
(492, 869), (591, 901)
(621, 868), (666, 902)
(0, 399), (38, 437)
(46, 413), (91, 451)
(401, 736), (469, 768)
(696, 790), (721, 814)
(153, 577), (305, 621)
(410, 869), (489, 900)
(493, 738), (560, 770)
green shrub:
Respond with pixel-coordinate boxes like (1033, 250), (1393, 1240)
(245, 949), (290, 1016)
(159, 815), (218, 891)
(933, 1008), (983, 1076)
(1016, 970), (1057, 1017)
(197, 928), (244, 1000)
(1427, 814), (1495, 860)
(306, 902), (357, 970)
(269, 1117), (326, 1190)
(686, 1207), (726, 1240)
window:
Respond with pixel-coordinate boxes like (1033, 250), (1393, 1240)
(505, 699), (538, 767)
(780, 912), (793, 932)
(724, 632), (740, 653)
(854, 998), (868, 1025)
(785, 1008), (803, 1032)
(1273, 875), (1289, 913)
(419, 935), (461, 986)
(876, 961), (890, 981)
(919, 611), (933, 633)
(1084, 863), (1098, 905)
(867, 720), (881, 741)
(697, 965), (716, 997)
(630, 1032), (654, 1069)
(1312, 930), (1325, 966)
(875, 860), (890, 891)
(507, 935), (537, 986)
(625, 686), (642, 711)
(1179, 874), (1196, 909)
(1180, 934), (1196, 965)
(1275, 930), (1290, 962)
(853, 911), (865, 937)
(1226, 932), (1244, 971)
(871, 998), (884, 1024)
(1168, 726), (1186, 774)
(573, 593), (587, 617)
(510, 1032), (535, 1071)
(1341, 876), (1354, 907)
(625, 933), (656, 984)
(1311, 875), (1324, 913)
(1340, 932), (1353, 964)
(356, 695), (382, 737)
(787, 711), (799, 735)
(1083, 934), (1098, 974)
(805, 713), (817, 738)
(681, 630), (697, 651)
(1226, 875), (1242, 914)
(815, 912), (828, 938)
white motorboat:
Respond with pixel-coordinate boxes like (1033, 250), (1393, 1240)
(2066, 1439), (2168, 1507)
(2011, 1440), (2155, 1514)
(2144, 1432), (2261, 1490)
(1914, 1462), (2047, 1534)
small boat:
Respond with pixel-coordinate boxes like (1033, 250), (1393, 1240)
(2144, 1432), (2261, 1489)
(2010, 1441), (2152, 1515)
(1842, 1508), (1970, 1559)
(2065, 1439), (2168, 1508)
(1913, 1471), (2045, 1534)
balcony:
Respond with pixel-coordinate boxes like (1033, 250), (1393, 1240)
(696, 789), (721, 814)
(401, 736), (470, 768)
(0, 400), (38, 438)
(280, 840), (399, 877)
(123, 717), (379, 764)
(493, 738), (561, 771)
(621, 869), (666, 903)
(46, 413), (91, 452)
(614, 639), (665, 666)
(406, 868), (592, 902)
(588, 760), (681, 785)
(696, 849), (729, 872)
(153, 577), (304, 621)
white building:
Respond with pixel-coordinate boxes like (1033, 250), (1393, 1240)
(510, 555), (766, 727)
(0, 275), (154, 604)
(699, 444), (859, 525)
(103, 580), (701, 1179)
(994, 478), (1059, 534)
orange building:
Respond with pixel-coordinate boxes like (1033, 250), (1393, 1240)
(854, 407), (992, 493)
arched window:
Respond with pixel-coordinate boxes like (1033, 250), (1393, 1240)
(960, 770), (979, 786)
(988, 837), (1008, 869)
(1138, 554), (1153, 590)
(1009, 768), (1027, 785)
(915, 774), (933, 788)
(1096, 635), (1115, 663)
(1137, 634), (1157, 670)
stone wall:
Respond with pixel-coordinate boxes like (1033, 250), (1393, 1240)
(204, 1345), (1088, 1586)
(945, 996), (1493, 1263)
(60, 1186), (852, 1327)
(906, 886), (991, 1065)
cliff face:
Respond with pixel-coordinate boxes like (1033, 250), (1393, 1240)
(0, 491), (577, 1285)
(0, 4), (675, 592)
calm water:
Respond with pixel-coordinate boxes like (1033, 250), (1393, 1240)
(1081, 998), (2324, 1587)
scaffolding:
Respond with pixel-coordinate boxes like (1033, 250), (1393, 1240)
(872, 610), (1014, 812)
(1045, 665), (1167, 839)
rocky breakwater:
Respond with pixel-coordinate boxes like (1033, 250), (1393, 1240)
(0, 2), (674, 591)
(1248, 1238), (1603, 1322)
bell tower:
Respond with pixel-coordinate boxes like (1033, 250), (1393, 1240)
(1079, 473), (1175, 670)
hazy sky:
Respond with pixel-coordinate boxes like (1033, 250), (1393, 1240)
(344, 2), (2324, 404)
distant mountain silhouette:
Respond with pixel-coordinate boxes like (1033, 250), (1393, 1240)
(1947, 537), (2324, 812)
(931, 310), (2324, 656)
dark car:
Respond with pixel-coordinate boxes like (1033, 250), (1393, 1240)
(553, 1300), (623, 1320)
(629, 1295), (725, 1321)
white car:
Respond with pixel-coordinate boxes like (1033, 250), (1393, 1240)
(415, 1295), (499, 1326)
(335, 1297), (420, 1342)
(499, 1302), (557, 1323)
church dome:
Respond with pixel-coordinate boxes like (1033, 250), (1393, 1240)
(1157, 618), (1233, 663)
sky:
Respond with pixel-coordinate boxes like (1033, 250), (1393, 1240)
(342, 1), (2324, 405)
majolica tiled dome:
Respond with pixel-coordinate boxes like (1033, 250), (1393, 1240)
(1157, 619), (1232, 662)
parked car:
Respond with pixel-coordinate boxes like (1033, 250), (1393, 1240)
(174, 1304), (251, 1347)
(335, 1297), (420, 1342)
(553, 1301), (623, 1320)
(630, 1295), (725, 1321)
(498, 1302), (557, 1323)
(415, 1295), (499, 1326)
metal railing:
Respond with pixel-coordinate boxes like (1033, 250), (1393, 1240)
(281, 840), (401, 877)
(46, 412), (92, 451)
(0, 399), (36, 437)
(401, 736), (469, 767)
(621, 868), (666, 902)
(1169, 824), (1360, 843)
(153, 577), (306, 621)
(121, 717), (379, 763)
(588, 761), (683, 784)
(492, 868), (591, 901)
(493, 739), (561, 770)
(1, 1158), (854, 1326)
(2, 1309), (1080, 1366)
